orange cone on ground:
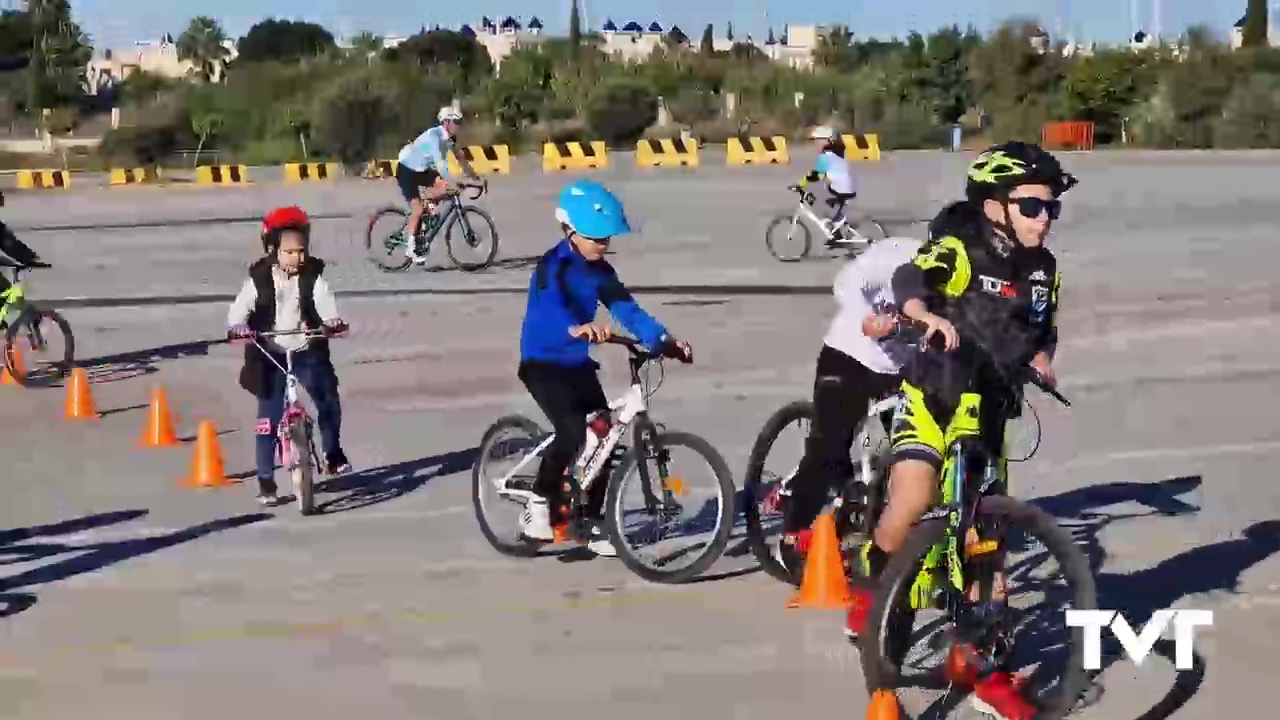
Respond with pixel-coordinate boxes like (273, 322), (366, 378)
(0, 347), (21, 385)
(139, 386), (180, 448)
(63, 367), (100, 420)
(786, 513), (852, 609)
(183, 420), (232, 488)
(867, 689), (901, 720)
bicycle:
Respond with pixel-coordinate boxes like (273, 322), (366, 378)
(471, 336), (737, 584)
(765, 184), (887, 262)
(859, 322), (1095, 720)
(365, 180), (499, 272)
(0, 259), (74, 387)
(237, 326), (345, 516)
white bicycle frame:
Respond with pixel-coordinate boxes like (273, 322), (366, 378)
(775, 392), (901, 505)
(494, 379), (649, 505)
(786, 196), (871, 247)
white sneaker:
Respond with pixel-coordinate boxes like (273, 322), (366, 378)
(519, 498), (555, 541)
(587, 525), (617, 557)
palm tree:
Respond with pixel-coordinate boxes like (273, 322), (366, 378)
(176, 16), (230, 82)
(348, 31), (383, 63)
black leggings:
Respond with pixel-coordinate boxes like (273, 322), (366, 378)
(518, 361), (610, 512)
(783, 344), (899, 534)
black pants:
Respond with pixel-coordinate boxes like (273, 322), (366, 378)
(518, 361), (610, 513)
(783, 344), (899, 534)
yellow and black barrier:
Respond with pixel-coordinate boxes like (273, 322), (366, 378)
(109, 167), (159, 186)
(841, 133), (882, 162)
(16, 170), (70, 189)
(284, 162), (341, 182)
(542, 141), (608, 172)
(196, 165), (250, 185)
(636, 138), (699, 168)
(726, 136), (789, 165)
(448, 146), (512, 175)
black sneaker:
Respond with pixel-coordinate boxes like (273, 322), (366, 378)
(325, 450), (352, 476)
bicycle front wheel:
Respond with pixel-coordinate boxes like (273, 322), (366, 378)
(743, 400), (813, 586)
(605, 430), (736, 584)
(860, 495), (1096, 720)
(446, 206), (499, 272)
(287, 420), (316, 516)
(472, 415), (548, 558)
(5, 305), (74, 387)
(765, 212), (811, 262)
(365, 206), (412, 271)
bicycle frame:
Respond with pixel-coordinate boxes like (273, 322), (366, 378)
(0, 267), (28, 323)
(773, 391), (901, 502)
(250, 330), (327, 468)
(783, 193), (869, 247)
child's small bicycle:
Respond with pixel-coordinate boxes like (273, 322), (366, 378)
(765, 184), (887, 262)
(242, 327), (345, 515)
(0, 259), (74, 386)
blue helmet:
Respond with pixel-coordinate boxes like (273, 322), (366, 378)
(555, 179), (631, 240)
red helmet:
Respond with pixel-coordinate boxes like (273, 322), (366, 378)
(261, 206), (311, 252)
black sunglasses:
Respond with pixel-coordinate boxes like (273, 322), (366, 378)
(1012, 197), (1062, 221)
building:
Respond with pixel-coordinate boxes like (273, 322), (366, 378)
(86, 37), (238, 89)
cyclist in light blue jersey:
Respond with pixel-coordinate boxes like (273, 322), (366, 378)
(799, 125), (859, 247)
(396, 106), (482, 264)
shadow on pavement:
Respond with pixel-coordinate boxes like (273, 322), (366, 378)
(314, 446), (479, 515)
(1006, 475), (1279, 720)
(76, 338), (226, 385)
(0, 508), (271, 617)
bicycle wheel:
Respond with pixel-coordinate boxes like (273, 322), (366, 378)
(4, 305), (74, 387)
(604, 430), (736, 584)
(446, 206), (499, 272)
(364, 206), (412, 271)
(860, 495), (1096, 720)
(743, 400), (813, 586)
(765, 212), (812, 262)
(472, 415), (549, 558)
(287, 419), (316, 516)
(853, 216), (887, 241)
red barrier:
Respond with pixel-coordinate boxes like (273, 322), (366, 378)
(1041, 121), (1095, 151)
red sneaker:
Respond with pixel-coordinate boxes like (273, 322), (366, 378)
(971, 671), (1036, 720)
(843, 586), (873, 639)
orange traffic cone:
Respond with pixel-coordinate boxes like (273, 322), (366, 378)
(0, 346), (21, 386)
(64, 367), (100, 420)
(786, 513), (852, 609)
(139, 386), (180, 448)
(183, 420), (231, 488)
(867, 689), (901, 720)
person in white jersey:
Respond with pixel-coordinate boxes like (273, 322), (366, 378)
(799, 125), (859, 245)
(772, 236), (923, 576)
(395, 106), (482, 264)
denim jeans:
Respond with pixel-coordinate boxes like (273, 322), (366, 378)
(254, 349), (342, 494)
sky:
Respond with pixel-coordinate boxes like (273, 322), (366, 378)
(72, 0), (1248, 54)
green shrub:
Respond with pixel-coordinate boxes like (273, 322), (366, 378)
(585, 78), (658, 147)
(1213, 73), (1280, 148)
(312, 72), (396, 163)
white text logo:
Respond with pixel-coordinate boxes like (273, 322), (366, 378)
(1065, 609), (1212, 671)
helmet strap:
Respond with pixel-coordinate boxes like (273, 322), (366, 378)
(988, 193), (1017, 258)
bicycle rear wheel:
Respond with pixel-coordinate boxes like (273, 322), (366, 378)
(604, 430), (736, 584)
(860, 495), (1096, 720)
(287, 419), (316, 516)
(765, 212), (812, 262)
(743, 400), (813, 586)
(446, 206), (499, 271)
(4, 305), (74, 387)
(472, 415), (548, 558)
(365, 206), (412, 271)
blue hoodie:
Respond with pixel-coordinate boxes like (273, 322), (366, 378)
(519, 239), (668, 366)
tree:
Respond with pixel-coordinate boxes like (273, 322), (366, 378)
(348, 31), (383, 62)
(236, 19), (336, 63)
(24, 0), (92, 115)
(699, 24), (714, 54)
(726, 22), (734, 42)
(386, 29), (492, 85)
(925, 26), (974, 124)
(189, 109), (222, 167)
(1241, 0), (1269, 49)
(176, 16), (230, 82)
(568, 0), (582, 56)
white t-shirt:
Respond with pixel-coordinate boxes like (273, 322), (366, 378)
(822, 237), (923, 374)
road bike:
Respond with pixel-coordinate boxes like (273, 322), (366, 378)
(240, 327), (345, 516)
(472, 336), (737, 584)
(0, 259), (74, 387)
(859, 323), (1095, 720)
(765, 184), (886, 262)
(743, 386), (901, 586)
(365, 180), (499, 272)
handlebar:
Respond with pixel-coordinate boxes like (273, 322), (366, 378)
(603, 335), (692, 365)
(227, 325), (348, 346)
(889, 316), (1070, 408)
(786, 184), (816, 206)
(0, 260), (51, 270)
(451, 178), (487, 200)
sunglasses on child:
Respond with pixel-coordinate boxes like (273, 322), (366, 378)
(1011, 197), (1063, 221)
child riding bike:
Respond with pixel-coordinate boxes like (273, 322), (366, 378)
(227, 206), (352, 507)
(517, 179), (692, 556)
(800, 125), (858, 244)
(395, 106), (484, 265)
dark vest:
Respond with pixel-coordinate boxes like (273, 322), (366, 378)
(238, 257), (330, 397)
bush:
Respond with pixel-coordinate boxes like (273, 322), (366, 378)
(100, 124), (183, 166)
(585, 78), (658, 147)
(312, 72), (396, 163)
(1213, 73), (1280, 148)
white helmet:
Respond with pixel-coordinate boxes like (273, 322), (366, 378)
(438, 106), (463, 123)
(808, 125), (836, 140)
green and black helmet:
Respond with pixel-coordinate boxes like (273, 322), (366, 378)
(965, 141), (1079, 202)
